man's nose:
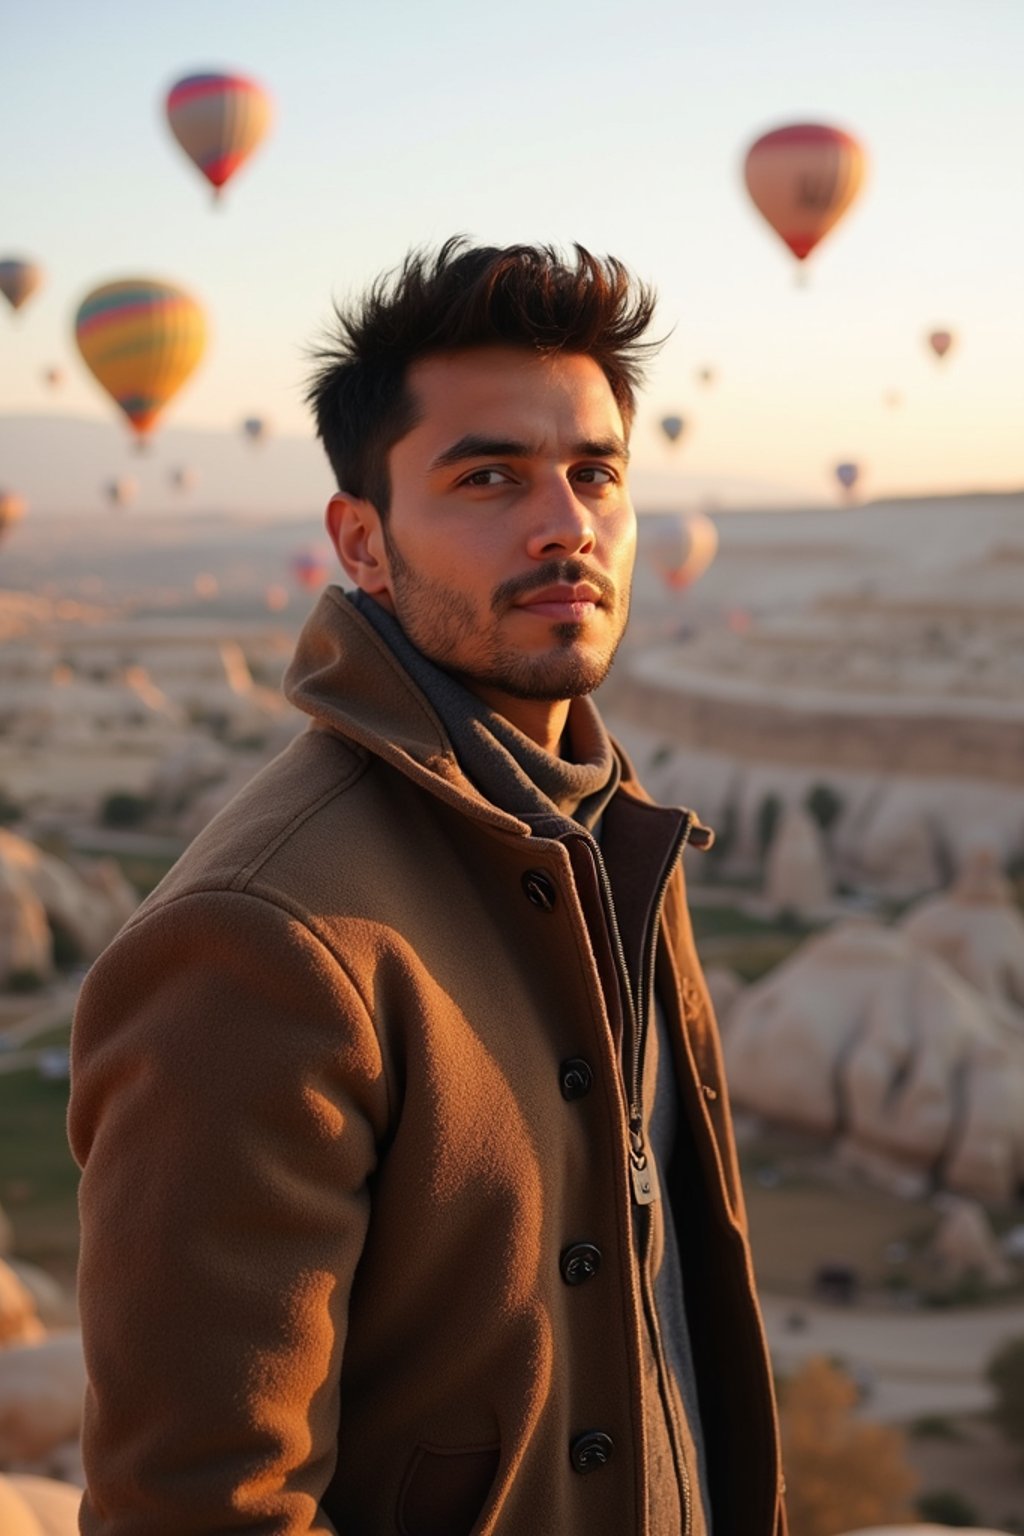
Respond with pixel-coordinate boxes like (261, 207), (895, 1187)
(524, 476), (596, 560)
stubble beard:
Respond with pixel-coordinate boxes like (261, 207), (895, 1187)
(383, 533), (631, 701)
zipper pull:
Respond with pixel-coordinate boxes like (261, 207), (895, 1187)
(629, 1123), (660, 1205)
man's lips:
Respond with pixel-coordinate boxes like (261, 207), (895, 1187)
(513, 584), (605, 620)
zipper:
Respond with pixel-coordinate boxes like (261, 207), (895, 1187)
(637, 1203), (694, 1536)
(627, 808), (695, 1204)
(573, 806), (697, 1536)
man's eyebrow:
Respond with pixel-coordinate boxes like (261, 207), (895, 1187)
(428, 433), (630, 472)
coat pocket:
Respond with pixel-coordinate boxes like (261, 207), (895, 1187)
(397, 1441), (501, 1536)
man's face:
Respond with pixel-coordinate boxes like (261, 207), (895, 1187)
(370, 346), (636, 713)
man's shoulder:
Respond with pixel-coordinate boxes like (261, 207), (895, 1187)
(134, 726), (380, 920)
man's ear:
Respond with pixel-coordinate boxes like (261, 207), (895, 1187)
(326, 492), (393, 603)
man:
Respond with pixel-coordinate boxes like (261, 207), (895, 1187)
(69, 241), (784, 1536)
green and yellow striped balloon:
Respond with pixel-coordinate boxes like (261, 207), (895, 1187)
(74, 278), (206, 439)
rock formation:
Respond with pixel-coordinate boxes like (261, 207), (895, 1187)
(763, 804), (832, 919)
(0, 831), (138, 988)
(900, 847), (1024, 1027)
(723, 918), (1024, 1202)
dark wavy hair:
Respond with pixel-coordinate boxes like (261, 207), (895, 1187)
(306, 238), (660, 515)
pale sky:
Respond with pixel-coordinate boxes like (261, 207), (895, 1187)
(2, 0), (1022, 505)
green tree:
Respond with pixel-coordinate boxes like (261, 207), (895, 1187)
(916, 1488), (978, 1526)
(100, 791), (154, 829)
(988, 1335), (1024, 1451)
(757, 793), (783, 862)
(804, 782), (844, 837)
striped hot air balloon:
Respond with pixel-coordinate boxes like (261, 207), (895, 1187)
(0, 258), (44, 314)
(166, 72), (273, 200)
(74, 279), (206, 439)
(744, 123), (866, 264)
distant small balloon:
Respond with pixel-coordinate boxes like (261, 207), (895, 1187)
(103, 476), (139, 509)
(0, 490), (27, 545)
(291, 549), (330, 591)
(0, 258), (44, 313)
(883, 389), (903, 410)
(651, 511), (719, 591)
(743, 123), (866, 264)
(928, 329), (955, 361)
(835, 462), (861, 493)
(242, 416), (269, 445)
(696, 367), (716, 388)
(265, 583), (290, 612)
(659, 415), (686, 446)
(42, 366), (65, 391)
(170, 465), (199, 493)
(194, 572), (219, 599)
(166, 72), (273, 201)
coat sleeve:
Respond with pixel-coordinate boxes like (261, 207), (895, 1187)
(68, 889), (390, 1536)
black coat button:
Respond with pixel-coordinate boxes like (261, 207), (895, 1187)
(522, 869), (556, 911)
(559, 1058), (593, 1100)
(570, 1431), (614, 1474)
(561, 1243), (602, 1285)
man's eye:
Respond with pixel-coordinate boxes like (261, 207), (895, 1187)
(573, 466), (616, 485)
(461, 468), (511, 488)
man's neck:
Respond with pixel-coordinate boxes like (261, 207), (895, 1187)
(460, 685), (571, 756)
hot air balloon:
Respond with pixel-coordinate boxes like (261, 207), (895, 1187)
(170, 465), (199, 493)
(659, 415), (686, 446)
(103, 476), (139, 509)
(0, 258), (44, 314)
(42, 366), (65, 391)
(928, 329), (954, 361)
(743, 123), (866, 265)
(265, 583), (290, 613)
(834, 462), (861, 495)
(0, 491), (27, 546)
(696, 367), (716, 388)
(194, 572), (219, 599)
(75, 279), (206, 440)
(651, 511), (719, 592)
(242, 416), (269, 445)
(166, 72), (273, 201)
(291, 549), (330, 591)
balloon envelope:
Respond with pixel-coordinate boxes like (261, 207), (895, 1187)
(75, 279), (206, 438)
(0, 491), (27, 544)
(0, 258), (44, 313)
(744, 123), (866, 262)
(660, 415), (686, 445)
(242, 416), (268, 444)
(104, 476), (139, 508)
(166, 72), (272, 197)
(928, 329), (954, 360)
(835, 462), (860, 491)
(651, 511), (719, 591)
(291, 549), (330, 591)
(42, 366), (65, 390)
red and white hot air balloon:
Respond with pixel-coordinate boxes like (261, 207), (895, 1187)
(743, 123), (867, 266)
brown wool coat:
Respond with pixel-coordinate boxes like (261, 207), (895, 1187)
(69, 590), (785, 1536)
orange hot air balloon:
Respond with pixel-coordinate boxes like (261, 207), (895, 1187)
(743, 123), (866, 263)
(650, 511), (719, 592)
(928, 329), (954, 361)
(0, 258), (44, 314)
(0, 490), (27, 546)
(75, 279), (206, 440)
(166, 72), (273, 200)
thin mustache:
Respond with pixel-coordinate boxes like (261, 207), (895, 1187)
(492, 560), (615, 613)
